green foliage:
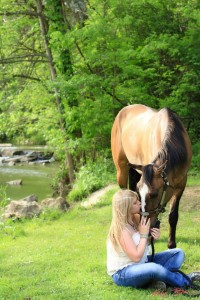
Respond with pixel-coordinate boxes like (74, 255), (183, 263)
(0, 0), (199, 173)
(66, 0), (200, 154)
(39, 208), (63, 221)
(190, 141), (200, 173)
(50, 163), (70, 197)
(67, 159), (115, 202)
(0, 186), (10, 208)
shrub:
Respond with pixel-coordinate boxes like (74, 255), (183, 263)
(0, 186), (10, 208)
(190, 141), (200, 174)
(67, 158), (115, 202)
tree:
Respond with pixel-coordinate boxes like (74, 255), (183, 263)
(0, 0), (199, 170)
(0, 0), (48, 142)
(66, 0), (200, 141)
(0, 0), (78, 184)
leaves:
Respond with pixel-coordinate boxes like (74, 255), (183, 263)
(0, 0), (200, 161)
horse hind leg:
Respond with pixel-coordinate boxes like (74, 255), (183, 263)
(129, 168), (141, 191)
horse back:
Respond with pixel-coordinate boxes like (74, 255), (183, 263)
(111, 104), (192, 171)
(112, 104), (167, 165)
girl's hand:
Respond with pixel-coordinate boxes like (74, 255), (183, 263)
(150, 228), (160, 240)
(138, 216), (150, 235)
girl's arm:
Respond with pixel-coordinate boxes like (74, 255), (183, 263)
(119, 217), (150, 263)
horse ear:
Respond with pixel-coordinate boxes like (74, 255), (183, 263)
(153, 160), (167, 174)
(128, 163), (144, 171)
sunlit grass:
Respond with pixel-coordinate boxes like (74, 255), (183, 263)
(0, 185), (199, 299)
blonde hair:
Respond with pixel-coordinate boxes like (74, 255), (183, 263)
(108, 189), (139, 251)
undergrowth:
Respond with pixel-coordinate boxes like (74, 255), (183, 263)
(67, 158), (115, 202)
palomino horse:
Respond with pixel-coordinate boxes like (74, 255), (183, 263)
(111, 104), (192, 248)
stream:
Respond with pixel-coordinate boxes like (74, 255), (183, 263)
(0, 145), (59, 201)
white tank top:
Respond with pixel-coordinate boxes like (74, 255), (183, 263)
(107, 232), (149, 276)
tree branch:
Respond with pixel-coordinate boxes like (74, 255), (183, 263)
(74, 40), (126, 106)
(0, 53), (48, 64)
(0, 11), (39, 17)
(13, 74), (41, 81)
(0, 58), (48, 64)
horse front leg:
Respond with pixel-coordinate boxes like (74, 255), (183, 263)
(116, 161), (129, 189)
(168, 189), (185, 249)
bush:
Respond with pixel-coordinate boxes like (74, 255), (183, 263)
(67, 158), (115, 202)
(190, 141), (200, 174)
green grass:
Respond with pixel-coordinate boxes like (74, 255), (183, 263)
(0, 186), (199, 299)
(187, 166), (200, 184)
(187, 172), (200, 186)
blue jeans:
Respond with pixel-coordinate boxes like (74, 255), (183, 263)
(112, 248), (191, 288)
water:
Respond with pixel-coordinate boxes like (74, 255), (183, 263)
(0, 144), (59, 201)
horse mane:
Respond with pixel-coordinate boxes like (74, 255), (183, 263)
(155, 107), (188, 172)
(144, 108), (188, 185)
(143, 164), (154, 188)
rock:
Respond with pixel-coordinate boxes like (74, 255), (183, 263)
(22, 194), (38, 202)
(0, 148), (15, 156)
(41, 196), (70, 211)
(5, 200), (42, 219)
(6, 179), (23, 185)
(8, 161), (16, 166)
(12, 150), (26, 156)
(19, 155), (37, 162)
(4, 156), (21, 163)
(37, 152), (54, 160)
(26, 152), (39, 160)
(27, 151), (53, 160)
(49, 157), (55, 163)
(0, 157), (6, 163)
(0, 147), (55, 165)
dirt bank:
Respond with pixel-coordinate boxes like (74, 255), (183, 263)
(83, 185), (200, 212)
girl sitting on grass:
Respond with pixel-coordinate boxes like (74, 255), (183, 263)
(107, 189), (200, 290)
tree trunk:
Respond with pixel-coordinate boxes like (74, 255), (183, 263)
(36, 0), (75, 185)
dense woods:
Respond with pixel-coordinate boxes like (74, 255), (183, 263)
(0, 0), (199, 189)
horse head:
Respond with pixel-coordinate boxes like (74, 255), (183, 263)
(129, 160), (170, 227)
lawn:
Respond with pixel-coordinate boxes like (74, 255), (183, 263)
(0, 185), (199, 300)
